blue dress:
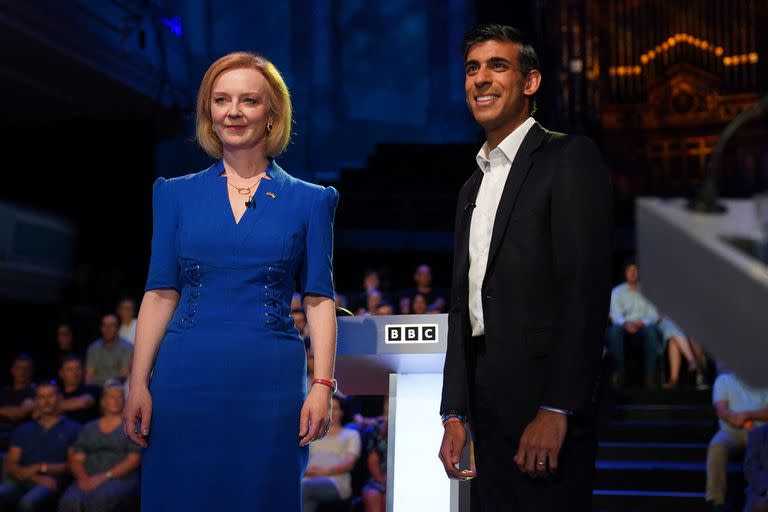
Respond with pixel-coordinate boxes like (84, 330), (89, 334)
(140, 160), (338, 511)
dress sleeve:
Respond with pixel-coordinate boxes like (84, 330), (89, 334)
(145, 177), (180, 292)
(299, 186), (339, 299)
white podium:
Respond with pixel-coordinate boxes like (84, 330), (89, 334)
(336, 314), (471, 512)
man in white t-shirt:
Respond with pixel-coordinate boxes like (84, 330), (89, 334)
(706, 371), (768, 509)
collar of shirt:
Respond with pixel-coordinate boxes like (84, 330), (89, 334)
(475, 116), (536, 173)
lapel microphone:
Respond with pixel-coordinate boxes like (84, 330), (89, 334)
(245, 198), (255, 208)
(465, 202), (476, 212)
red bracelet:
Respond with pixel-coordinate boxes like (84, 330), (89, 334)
(313, 378), (338, 393)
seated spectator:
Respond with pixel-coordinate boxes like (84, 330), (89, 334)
(745, 424), (768, 512)
(351, 270), (390, 313)
(58, 356), (100, 424)
(706, 371), (768, 510)
(605, 261), (663, 388)
(0, 354), (36, 450)
(85, 314), (133, 387)
(362, 398), (388, 512)
(399, 264), (447, 314)
(410, 293), (429, 315)
(116, 298), (137, 345)
(302, 394), (361, 512)
(659, 317), (707, 389)
(41, 323), (79, 380)
(0, 381), (81, 511)
(58, 381), (141, 512)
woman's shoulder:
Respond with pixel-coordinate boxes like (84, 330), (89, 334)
(153, 163), (216, 194)
(278, 167), (338, 203)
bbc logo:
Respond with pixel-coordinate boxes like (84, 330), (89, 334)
(385, 324), (439, 344)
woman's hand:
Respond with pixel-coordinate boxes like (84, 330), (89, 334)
(298, 385), (332, 447)
(123, 385), (152, 448)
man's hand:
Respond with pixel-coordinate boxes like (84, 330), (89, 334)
(31, 474), (58, 492)
(623, 321), (637, 334)
(16, 464), (40, 481)
(514, 409), (567, 477)
(727, 411), (749, 429)
(438, 422), (475, 480)
(77, 474), (107, 493)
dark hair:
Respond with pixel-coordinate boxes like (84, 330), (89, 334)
(59, 355), (83, 368)
(622, 259), (637, 273)
(13, 353), (35, 369)
(461, 24), (540, 114)
(35, 380), (60, 394)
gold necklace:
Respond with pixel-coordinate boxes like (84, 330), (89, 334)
(226, 175), (264, 195)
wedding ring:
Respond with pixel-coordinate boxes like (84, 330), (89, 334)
(536, 460), (546, 466)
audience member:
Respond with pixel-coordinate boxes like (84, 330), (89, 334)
(362, 399), (389, 512)
(41, 323), (79, 380)
(85, 314), (133, 387)
(399, 264), (447, 314)
(0, 382), (81, 511)
(745, 424), (768, 512)
(706, 371), (768, 510)
(606, 261), (663, 388)
(373, 303), (394, 316)
(58, 356), (100, 424)
(58, 381), (141, 512)
(351, 270), (390, 313)
(659, 317), (707, 389)
(302, 395), (361, 512)
(0, 354), (36, 450)
(410, 293), (429, 315)
(116, 298), (137, 345)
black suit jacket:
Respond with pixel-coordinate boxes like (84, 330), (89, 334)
(440, 122), (612, 433)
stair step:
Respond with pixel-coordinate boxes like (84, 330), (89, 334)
(601, 419), (716, 443)
(613, 404), (714, 421)
(594, 460), (742, 492)
(592, 490), (708, 512)
(616, 388), (712, 406)
(598, 442), (708, 461)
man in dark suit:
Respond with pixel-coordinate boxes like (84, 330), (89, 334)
(438, 25), (612, 511)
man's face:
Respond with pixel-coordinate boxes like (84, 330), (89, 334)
(364, 272), (380, 292)
(464, 40), (536, 134)
(625, 264), (639, 284)
(11, 359), (33, 386)
(100, 315), (119, 341)
(57, 325), (73, 351)
(59, 360), (83, 387)
(34, 385), (60, 416)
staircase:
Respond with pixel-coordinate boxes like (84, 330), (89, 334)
(593, 388), (745, 511)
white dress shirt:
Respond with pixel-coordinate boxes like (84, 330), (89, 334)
(468, 116), (536, 337)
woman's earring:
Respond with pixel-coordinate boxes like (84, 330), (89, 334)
(266, 120), (273, 134)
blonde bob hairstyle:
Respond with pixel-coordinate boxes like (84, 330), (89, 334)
(195, 52), (292, 159)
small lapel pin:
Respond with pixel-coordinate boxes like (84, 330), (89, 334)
(265, 192), (276, 199)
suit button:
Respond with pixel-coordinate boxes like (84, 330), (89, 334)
(485, 294), (493, 300)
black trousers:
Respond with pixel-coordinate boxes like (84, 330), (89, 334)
(467, 335), (598, 512)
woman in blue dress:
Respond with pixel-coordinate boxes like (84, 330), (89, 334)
(122, 52), (339, 510)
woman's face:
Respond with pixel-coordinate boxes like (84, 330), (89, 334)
(116, 300), (135, 323)
(101, 387), (125, 415)
(411, 294), (428, 314)
(210, 67), (273, 153)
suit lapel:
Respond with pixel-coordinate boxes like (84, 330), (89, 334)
(454, 170), (483, 288)
(484, 123), (548, 278)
